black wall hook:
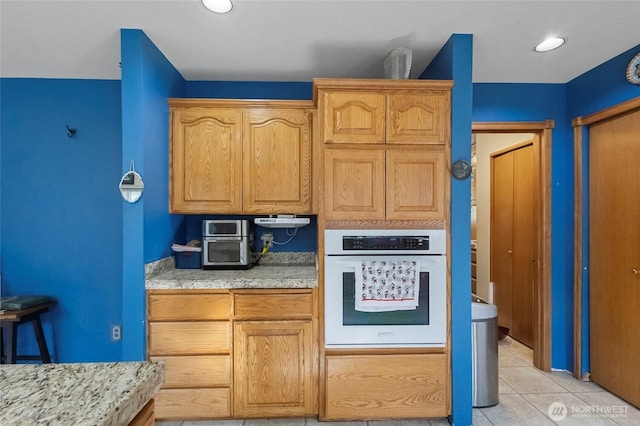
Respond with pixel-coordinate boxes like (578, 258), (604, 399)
(66, 125), (77, 138)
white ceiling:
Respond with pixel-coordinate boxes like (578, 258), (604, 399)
(1, 0), (638, 83)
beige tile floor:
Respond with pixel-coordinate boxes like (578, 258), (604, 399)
(157, 337), (640, 426)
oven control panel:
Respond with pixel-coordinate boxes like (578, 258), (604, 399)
(343, 236), (428, 251)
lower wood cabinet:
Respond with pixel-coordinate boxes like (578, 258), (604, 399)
(148, 290), (232, 421)
(154, 388), (231, 419)
(324, 353), (448, 420)
(234, 320), (315, 417)
(147, 288), (317, 421)
(128, 399), (155, 426)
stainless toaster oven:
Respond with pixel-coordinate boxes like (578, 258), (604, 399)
(202, 220), (252, 269)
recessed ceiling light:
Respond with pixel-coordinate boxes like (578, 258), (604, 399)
(534, 37), (565, 52)
(202, 0), (233, 14)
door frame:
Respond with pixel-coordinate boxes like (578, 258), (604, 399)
(473, 121), (553, 372)
(572, 96), (640, 380)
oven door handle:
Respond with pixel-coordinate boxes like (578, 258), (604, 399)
(325, 259), (361, 269)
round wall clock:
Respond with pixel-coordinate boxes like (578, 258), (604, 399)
(452, 160), (472, 180)
(626, 52), (640, 85)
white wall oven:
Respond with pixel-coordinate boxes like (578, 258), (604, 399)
(324, 229), (447, 348)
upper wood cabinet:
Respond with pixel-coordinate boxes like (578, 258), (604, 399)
(324, 148), (445, 221)
(170, 106), (243, 213)
(243, 109), (311, 213)
(322, 91), (385, 144)
(316, 79), (451, 145)
(386, 149), (446, 220)
(386, 92), (450, 144)
(169, 99), (313, 214)
(324, 148), (386, 220)
(315, 79), (452, 222)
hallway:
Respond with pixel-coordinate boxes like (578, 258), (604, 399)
(474, 337), (640, 425)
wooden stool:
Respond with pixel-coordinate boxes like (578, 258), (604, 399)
(0, 301), (56, 363)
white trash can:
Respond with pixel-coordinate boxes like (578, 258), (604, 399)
(472, 296), (499, 407)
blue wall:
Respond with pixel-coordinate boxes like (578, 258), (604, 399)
(120, 29), (186, 360)
(1, 78), (123, 362)
(472, 83), (575, 370)
(567, 44), (640, 118)
(186, 81), (312, 100)
(566, 43), (640, 376)
(421, 34), (474, 426)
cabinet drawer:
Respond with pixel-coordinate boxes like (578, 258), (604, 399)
(151, 355), (230, 388)
(148, 292), (230, 321)
(233, 291), (313, 319)
(325, 354), (448, 419)
(148, 322), (230, 356)
(155, 388), (231, 420)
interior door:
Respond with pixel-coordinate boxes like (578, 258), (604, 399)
(511, 145), (536, 348)
(589, 108), (640, 407)
(491, 152), (514, 333)
(491, 143), (536, 348)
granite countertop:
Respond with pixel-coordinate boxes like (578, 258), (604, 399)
(145, 252), (318, 290)
(0, 361), (165, 426)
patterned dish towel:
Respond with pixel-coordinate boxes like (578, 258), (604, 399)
(354, 260), (420, 312)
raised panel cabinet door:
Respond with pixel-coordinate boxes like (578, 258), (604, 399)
(322, 91), (385, 144)
(234, 320), (316, 417)
(324, 148), (385, 220)
(386, 92), (451, 144)
(170, 107), (243, 213)
(243, 109), (311, 213)
(385, 149), (446, 220)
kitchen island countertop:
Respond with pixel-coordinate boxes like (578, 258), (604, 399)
(0, 361), (164, 425)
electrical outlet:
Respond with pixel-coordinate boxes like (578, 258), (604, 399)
(260, 232), (274, 248)
(111, 324), (122, 341)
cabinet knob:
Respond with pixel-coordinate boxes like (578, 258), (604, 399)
(633, 268), (639, 275)
(508, 250), (513, 254)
